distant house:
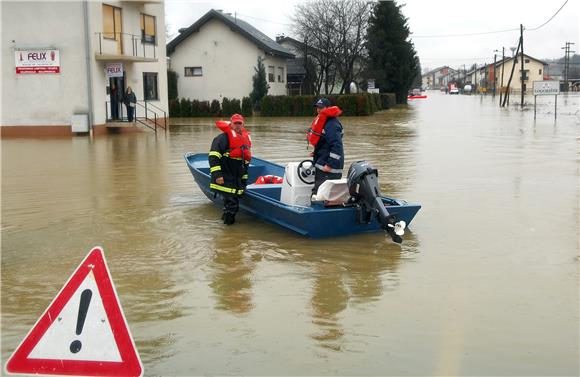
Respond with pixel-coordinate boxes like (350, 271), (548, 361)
(422, 66), (455, 89)
(493, 54), (547, 94)
(277, 35), (356, 95)
(166, 10), (294, 101)
(276, 36), (309, 95)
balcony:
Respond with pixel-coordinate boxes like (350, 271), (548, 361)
(94, 32), (158, 63)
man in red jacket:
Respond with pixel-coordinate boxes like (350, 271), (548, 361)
(208, 114), (252, 225)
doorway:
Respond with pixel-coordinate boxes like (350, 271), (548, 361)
(109, 75), (125, 121)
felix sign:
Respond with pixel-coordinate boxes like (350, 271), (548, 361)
(105, 63), (124, 78)
(15, 49), (60, 74)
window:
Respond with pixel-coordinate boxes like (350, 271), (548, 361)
(141, 13), (156, 44)
(539, 69), (542, 75)
(525, 59), (530, 63)
(277, 67), (284, 82)
(103, 4), (122, 40)
(185, 67), (202, 77)
(143, 72), (158, 100)
(268, 66), (274, 82)
(520, 69), (529, 81)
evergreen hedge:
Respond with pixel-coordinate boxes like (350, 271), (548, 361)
(168, 93), (395, 118)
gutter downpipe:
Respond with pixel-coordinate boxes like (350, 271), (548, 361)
(83, 0), (95, 136)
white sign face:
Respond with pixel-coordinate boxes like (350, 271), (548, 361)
(533, 80), (559, 95)
(15, 49), (60, 74)
(105, 63), (123, 78)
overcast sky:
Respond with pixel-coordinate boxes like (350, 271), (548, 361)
(165, 0), (580, 71)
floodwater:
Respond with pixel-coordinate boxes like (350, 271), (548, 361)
(1, 92), (578, 376)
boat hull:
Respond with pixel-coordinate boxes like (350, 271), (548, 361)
(185, 153), (421, 238)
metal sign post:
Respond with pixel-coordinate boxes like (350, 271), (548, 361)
(532, 81), (559, 120)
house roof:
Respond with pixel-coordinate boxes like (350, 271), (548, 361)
(494, 54), (547, 67)
(286, 58), (307, 76)
(276, 36), (324, 56)
(422, 66), (455, 77)
(167, 9), (294, 59)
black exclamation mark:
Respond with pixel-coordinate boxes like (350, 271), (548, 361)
(69, 289), (92, 354)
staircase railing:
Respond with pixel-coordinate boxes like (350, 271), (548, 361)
(105, 100), (167, 133)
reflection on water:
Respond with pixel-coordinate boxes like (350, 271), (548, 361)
(210, 237), (256, 315)
(2, 92), (578, 375)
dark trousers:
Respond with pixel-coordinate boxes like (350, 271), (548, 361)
(312, 168), (342, 194)
(126, 105), (134, 122)
(221, 193), (239, 224)
(223, 193), (239, 215)
(111, 100), (119, 120)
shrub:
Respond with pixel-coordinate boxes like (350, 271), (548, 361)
(180, 98), (192, 117)
(260, 96), (273, 116)
(241, 96), (253, 117)
(380, 93), (396, 109)
(210, 99), (221, 115)
(199, 101), (210, 116)
(191, 100), (200, 117)
(230, 98), (242, 115)
(222, 97), (232, 116)
(169, 99), (181, 117)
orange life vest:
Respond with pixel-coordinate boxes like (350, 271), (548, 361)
(215, 120), (252, 162)
(306, 106), (342, 147)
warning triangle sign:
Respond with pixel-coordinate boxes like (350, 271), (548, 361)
(5, 247), (143, 376)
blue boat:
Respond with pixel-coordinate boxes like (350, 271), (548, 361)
(184, 153), (421, 239)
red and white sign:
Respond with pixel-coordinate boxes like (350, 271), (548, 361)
(15, 49), (60, 74)
(105, 63), (124, 78)
(5, 247), (143, 376)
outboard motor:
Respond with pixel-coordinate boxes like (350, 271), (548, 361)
(347, 161), (406, 243)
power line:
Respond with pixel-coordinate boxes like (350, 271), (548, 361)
(412, 28), (518, 39)
(527, 0), (568, 30)
(235, 12), (292, 27)
(412, 0), (568, 39)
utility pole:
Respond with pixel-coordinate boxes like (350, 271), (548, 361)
(493, 50), (498, 98)
(520, 24), (525, 108)
(561, 42), (576, 92)
(499, 47), (505, 107)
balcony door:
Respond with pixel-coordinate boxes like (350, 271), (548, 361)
(103, 4), (123, 55)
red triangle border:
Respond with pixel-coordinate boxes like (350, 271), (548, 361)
(5, 247), (143, 376)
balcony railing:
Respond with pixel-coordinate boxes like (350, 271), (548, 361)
(95, 32), (157, 62)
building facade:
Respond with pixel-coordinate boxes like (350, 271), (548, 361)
(494, 54), (547, 93)
(1, 0), (168, 136)
(167, 10), (293, 102)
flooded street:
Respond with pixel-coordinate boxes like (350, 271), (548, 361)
(2, 92), (578, 375)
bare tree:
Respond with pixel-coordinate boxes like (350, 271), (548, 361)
(332, 0), (371, 93)
(292, 0), (371, 95)
(292, 0), (340, 95)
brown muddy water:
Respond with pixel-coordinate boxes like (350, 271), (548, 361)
(2, 92), (578, 376)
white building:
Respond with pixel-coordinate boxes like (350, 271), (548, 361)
(167, 10), (294, 101)
(1, 0), (168, 136)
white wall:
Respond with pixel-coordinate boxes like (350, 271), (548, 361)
(170, 18), (287, 101)
(1, 1), (168, 128)
(1, 1), (88, 126)
(89, 1), (168, 124)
